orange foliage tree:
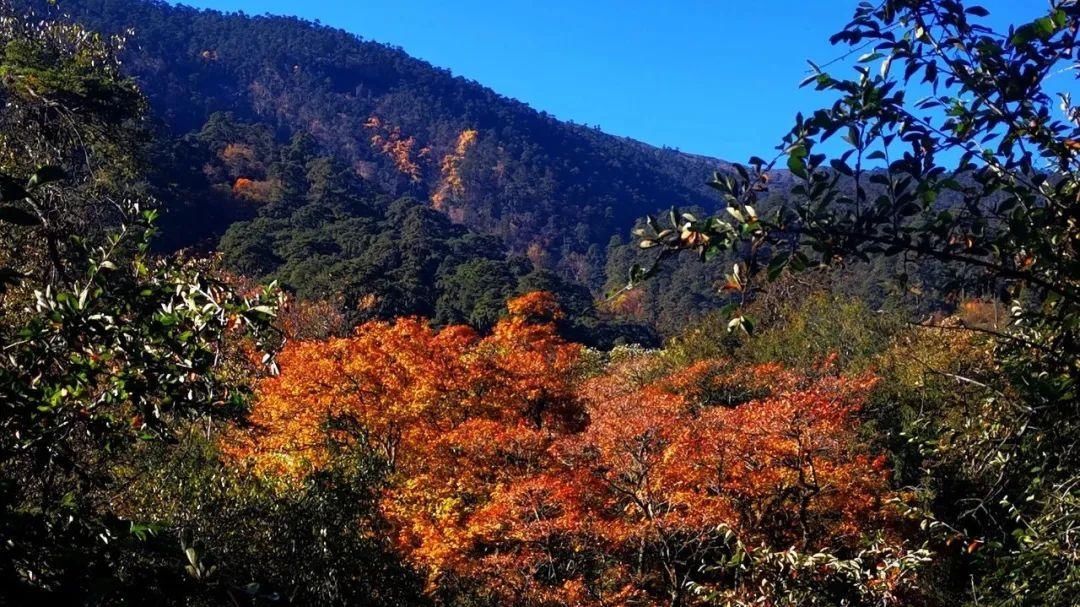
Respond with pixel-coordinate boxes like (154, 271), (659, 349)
(364, 115), (428, 181)
(431, 128), (478, 210)
(231, 176), (278, 203)
(223, 291), (585, 569)
(452, 358), (917, 606)
(227, 294), (921, 606)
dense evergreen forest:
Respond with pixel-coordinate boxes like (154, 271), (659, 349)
(1, 0), (1077, 606)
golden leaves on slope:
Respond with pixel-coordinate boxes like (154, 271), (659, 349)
(364, 115), (428, 181)
(432, 128), (477, 210)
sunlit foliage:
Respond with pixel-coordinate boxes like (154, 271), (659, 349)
(364, 115), (428, 182)
(432, 128), (477, 210)
(231, 293), (919, 605)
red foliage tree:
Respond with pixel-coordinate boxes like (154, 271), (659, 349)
(455, 359), (910, 606)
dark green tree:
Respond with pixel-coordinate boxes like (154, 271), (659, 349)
(0, 5), (280, 602)
(434, 257), (519, 330)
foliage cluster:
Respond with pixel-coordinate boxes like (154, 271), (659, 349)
(231, 293), (924, 607)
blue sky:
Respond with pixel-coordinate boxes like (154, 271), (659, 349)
(171, 0), (1048, 162)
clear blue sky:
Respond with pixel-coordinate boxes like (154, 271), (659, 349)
(171, 0), (1046, 161)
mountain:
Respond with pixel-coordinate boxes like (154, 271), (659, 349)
(35, 0), (730, 273)
(13, 0), (783, 336)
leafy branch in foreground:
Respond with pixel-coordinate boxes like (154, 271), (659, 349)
(0, 170), (282, 600)
(0, 4), (282, 600)
(634, 1), (1079, 604)
(637, 0), (1079, 350)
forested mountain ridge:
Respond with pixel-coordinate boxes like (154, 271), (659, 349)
(5, 0), (955, 338)
(32, 0), (731, 274)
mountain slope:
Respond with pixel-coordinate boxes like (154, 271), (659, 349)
(41, 0), (728, 278)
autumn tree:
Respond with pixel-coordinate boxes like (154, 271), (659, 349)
(226, 292), (584, 595)
(457, 357), (924, 607)
(364, 115), (428, 183)
(432, 128), (478, 210)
